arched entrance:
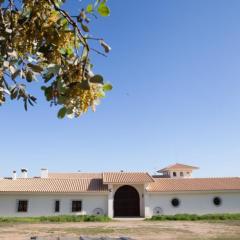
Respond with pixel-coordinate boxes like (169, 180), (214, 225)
(114, 185), (140, 217)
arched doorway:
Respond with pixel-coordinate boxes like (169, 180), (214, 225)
(114, 185), (140, 217)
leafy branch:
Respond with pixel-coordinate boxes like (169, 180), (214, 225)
(0, 0), (112, 118)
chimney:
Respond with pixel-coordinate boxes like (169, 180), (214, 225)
(12, 170), (17, 180)
(20, 169), (28, 178)
(40, 168), (48, 178)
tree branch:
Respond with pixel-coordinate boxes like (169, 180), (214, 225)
(48, 0), (89, 51)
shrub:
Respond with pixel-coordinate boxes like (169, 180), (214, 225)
(0, 215), (111, 223)
(146, 213), (240, 221)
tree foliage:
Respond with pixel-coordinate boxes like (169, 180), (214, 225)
(0, 0), (112, 118)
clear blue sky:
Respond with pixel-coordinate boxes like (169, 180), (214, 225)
(1, 0), (240, 178)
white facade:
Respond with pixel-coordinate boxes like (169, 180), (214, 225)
(0, 193), (108, 217)
(162, 170), (193, 178)
(0, 188), (240, 217)
(145, 191), (240, 217)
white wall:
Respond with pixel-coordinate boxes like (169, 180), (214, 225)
(1, 190), (239, 218)
(0, 193), (108, 217)
(166, 170), (192, 178)
(147, 191), (240, 216)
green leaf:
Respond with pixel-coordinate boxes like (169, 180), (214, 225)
(90, 75), (104, 84)
(26, 71), (34, 82)
(81, 22), (89, 32)
(66, 46), (74, 56)
(58, 48), (66, 55)
(57, 77), (66, 93)
(12, 69), (21, 80)
(59, 17), (68, 28)
(103, 83), (112, 91)
(57, 95), (66, 104)
(58, 107), (67, 119)
(10, 87), (18, 100)
(98, 2), (110, 16)
(43, 72), (54, 83)
(86, 4), (93, 13)
(79, 80), (90, 90)
(27, 63), (43, 73)
(47, 64), (61, 75)
(44, 86), (53, 101)
(100, 40), (111, 53)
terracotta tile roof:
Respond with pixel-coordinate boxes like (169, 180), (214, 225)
(0, 174), (239, 194)
(0, 178), (108, 193)
(102, 172), (154, 184)
(147, 177), (240, 192)
(48, 173), (102, 179)
(158, 163), (199, 173)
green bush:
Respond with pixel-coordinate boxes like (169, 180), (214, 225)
(0, 215), (111, 223)
(147, 213), (240, 221)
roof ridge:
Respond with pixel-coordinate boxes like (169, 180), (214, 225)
(147, 176), (240, 192)
(157, 163), (199, 173)
(154, 177), (240, 180)
(49, 172), (102, 173)
(102, 171), (150, 173)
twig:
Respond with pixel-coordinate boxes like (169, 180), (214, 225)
(90, 48), (107, 57)
(48, 0), (92, 79)
(86, 37), (103, 41)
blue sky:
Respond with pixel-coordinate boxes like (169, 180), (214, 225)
(1, 0), (240, 178)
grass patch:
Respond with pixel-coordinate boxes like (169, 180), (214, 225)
(146, 213), (240, 221)
(0, 215), (111, 223)
(63, 227), (115, 235)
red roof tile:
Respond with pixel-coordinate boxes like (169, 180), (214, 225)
(48, 173), (102, 179)
(147, 177), (240, 192)
(158, 163), (199, 173)
(103, 172), (154, 184)
(0, 178), (108, 193)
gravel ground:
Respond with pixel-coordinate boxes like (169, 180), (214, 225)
(0, 220), (240, 240)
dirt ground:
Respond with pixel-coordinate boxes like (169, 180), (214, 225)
(0, 220), (240, 240)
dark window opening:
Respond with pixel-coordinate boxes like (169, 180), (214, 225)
(55, 200), (60, 212)
(180, 172), (184, 177)
(171, 198), (180, 207)
(72, 200), (82, 212)
(173, 172), (177, 177)
(17, 200), (28, 212)
(213, 197), (222, 206)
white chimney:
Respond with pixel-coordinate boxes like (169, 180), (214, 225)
(20, 169), (28, 178)
(12, 170), (17, 180)
(40, 168), (48, 178)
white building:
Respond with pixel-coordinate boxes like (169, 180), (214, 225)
(0, 163), (239, 218)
